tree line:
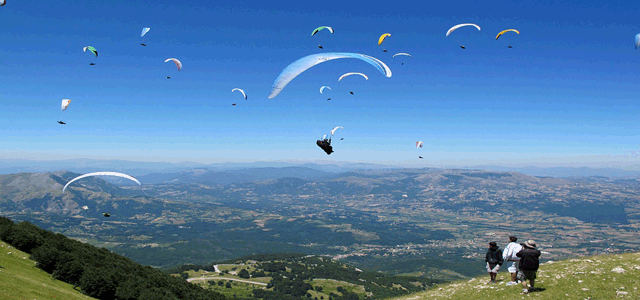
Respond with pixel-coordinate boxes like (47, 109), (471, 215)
(0, 216), (227, 300)
(176, 253), (443, 299)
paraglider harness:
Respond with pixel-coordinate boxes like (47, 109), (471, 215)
(316, 138), (334, 155)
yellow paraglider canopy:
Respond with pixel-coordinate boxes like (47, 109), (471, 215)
(378, 33), (391, 46)
(495, 29), (520, 40)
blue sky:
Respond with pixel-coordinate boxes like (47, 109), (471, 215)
(1, 0), (639, 167)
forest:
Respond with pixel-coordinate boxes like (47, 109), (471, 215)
(0, 216), (227, 300)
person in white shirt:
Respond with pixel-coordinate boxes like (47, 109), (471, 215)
(502, 235), (523, 286)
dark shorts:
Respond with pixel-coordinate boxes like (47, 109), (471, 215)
(522, 270), (537, 280)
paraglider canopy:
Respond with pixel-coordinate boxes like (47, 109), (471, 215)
(378, 33), (391, 46)
(63, 172), (142, 193)
(61, 99), (71, 111)
(636, 33), (640, 49)
(320, 86), (331, 94)
(0, 0), (5, 6)
(392, 53), (412, 58)
(311, 26), (334, 36)
(416, 141), (424, 148)
(331, 126), (343, 136)
(446, 23), (481, 36)
(164, 58), (182, 71)
(495, 29), (520, 40)
(268, 52), (392, 99)
(338, 72), (368, 81)
(232, 88), (247, 100)
(141, 27), (150, 37)
(83, 46), (98, 57)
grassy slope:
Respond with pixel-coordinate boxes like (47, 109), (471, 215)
(0, 241), (96, 300)
(390, 252), (640, 300)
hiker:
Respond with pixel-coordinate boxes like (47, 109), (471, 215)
(503, 235), (523, 286)
(516, 240), (541, 294)
(485, 241), (503, 283)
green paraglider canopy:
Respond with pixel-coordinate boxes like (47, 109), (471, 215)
(83, 46), (98, 57)
(311, 26), (334, 36)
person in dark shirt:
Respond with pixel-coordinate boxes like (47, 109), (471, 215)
(516, 240), (541, 294)
(485, 242), (503, 283)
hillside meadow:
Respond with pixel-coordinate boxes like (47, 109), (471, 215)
(0, 240), (96, 300)
(390, 252), (640, 300)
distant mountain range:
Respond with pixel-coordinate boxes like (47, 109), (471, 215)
(0, 159), (396, 176)
(2, 158), (640, 178)
(1, 167), (638, 275)
(471, 165), (640, 178)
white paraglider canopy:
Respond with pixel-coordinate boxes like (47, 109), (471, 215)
(63, 172), (142, 193)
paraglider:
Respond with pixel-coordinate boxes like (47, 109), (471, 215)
(268, 52), (392, 99)
(447, 24), (480, 49)
(496, 29), (520, 48)
(636, 33), (640, 49)
(83, 46), (98, 57)
(338, 72), (368, 81)
(378, 33), (391, 46)
(232, 88), (247, 100)
(393, 53), (412, 65)
(140, 27), (150, 46)
(164, 58), (182, 71)
(350, 91), (354, 95)
(62, 172), (142, 193)
(89, 63), (96, 66)
(495, 29), (520, 40)
(166, 76), (171, 79)
(320, 86), (331, 94)
(446, 23), (481, 36)
(327, 98), (331, 101)
(331, 126), (343, 136)
(59, 99), (71, 124)
(102, 212), (111, 217)
(318, 45), (324, 49)
(311, 26), (334, 36)
(0, 0), (5, 6)
(383, 49), (388, 52)
(418, 156), (423, 159)
(416, 141), (424, 159)
(232, 103), (237, 106)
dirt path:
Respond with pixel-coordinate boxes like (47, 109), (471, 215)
(187, 277), (268, 286)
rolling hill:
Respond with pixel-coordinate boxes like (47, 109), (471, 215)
(0, 240), (96, 300)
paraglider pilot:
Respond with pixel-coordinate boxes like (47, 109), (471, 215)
(316, 137), (334, 155)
